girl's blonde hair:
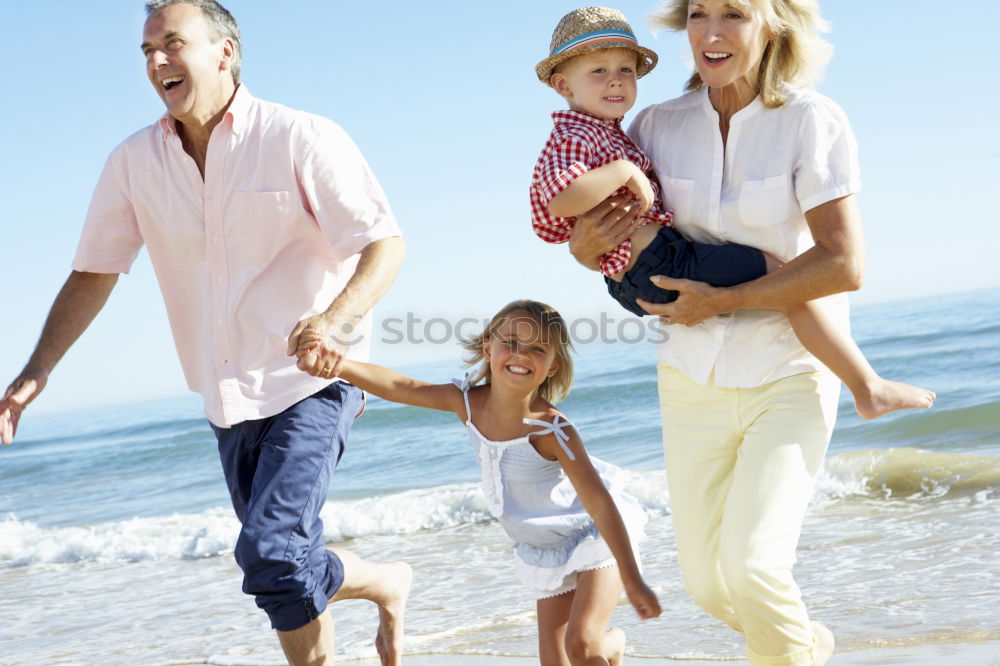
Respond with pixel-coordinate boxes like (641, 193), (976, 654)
(653, 0), (833, 108)
(460, 300), (574, 403)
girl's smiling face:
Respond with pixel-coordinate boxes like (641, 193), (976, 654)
(483, 312), (559, 391)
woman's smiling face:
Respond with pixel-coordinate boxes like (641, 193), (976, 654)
(686, 0), (771, 93)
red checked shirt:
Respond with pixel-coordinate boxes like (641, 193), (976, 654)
(530, 110), (674, 277)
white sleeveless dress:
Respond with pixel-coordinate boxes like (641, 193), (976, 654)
(454, 376), (647, 598)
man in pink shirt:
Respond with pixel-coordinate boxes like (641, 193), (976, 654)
(0, 1), (409, 663)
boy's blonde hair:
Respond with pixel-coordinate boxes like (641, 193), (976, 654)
(460, 300), (575, 403)
(653, 0), (833, 108)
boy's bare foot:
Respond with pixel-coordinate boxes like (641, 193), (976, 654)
(855, 378), (935, 419)
(606, 627), (625, 666)
(374, 561), (412, 666)
(811, 621), (834, 666)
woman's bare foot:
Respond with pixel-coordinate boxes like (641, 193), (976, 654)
(811, 621), (834, 665)
(374, 561), (412, 666)
(854, 378), (936, 419)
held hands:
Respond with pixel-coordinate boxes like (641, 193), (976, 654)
(0, 370), (48, 445)
(626, 579), (662, 620)
(287, 312), (357, 379)
(636, 276), (735, 327)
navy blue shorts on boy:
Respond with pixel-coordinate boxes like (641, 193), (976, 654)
(605, 225), (767, 317)
(212, 380), (364, 632)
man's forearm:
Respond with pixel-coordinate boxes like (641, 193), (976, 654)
(322, 236), (405, 324)
(24, 271), (119, 375)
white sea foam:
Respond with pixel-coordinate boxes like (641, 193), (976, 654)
(0, 473), (666, 568)
(4, 456), (994, 569)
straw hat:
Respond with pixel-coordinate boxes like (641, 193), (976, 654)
(536, 6), (658, 86)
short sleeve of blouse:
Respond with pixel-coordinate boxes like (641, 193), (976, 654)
(794, 96), (862, 213)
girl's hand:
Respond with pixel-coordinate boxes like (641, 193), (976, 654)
(625, 167), (654, 214)
(626, 580), (662, 620)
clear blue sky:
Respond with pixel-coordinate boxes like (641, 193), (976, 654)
(2, 1), (998, 414)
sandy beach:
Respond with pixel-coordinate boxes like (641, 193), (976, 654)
(346, 642), (1000, 665)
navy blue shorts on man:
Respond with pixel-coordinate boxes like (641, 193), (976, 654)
(605, 225), (767, 317)
(212, 380), (364, 632)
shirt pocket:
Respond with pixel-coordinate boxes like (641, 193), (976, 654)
(660, 177), (695, 225)
(227, 190), (298, 264)
(738, 175), (791, 227)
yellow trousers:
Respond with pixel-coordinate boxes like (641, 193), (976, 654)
(657, 363), (840, 666)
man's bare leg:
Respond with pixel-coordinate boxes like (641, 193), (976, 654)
(331, 548), (412, 666)
(276, 548), (412, 666)
(277, 611), (336, 666)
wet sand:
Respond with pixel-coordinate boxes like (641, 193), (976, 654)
(346, 641), (1000, 664)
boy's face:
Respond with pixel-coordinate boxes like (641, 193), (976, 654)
(550, 48), (639, 120)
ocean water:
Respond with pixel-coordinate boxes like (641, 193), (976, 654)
(1, 288), (998, 665)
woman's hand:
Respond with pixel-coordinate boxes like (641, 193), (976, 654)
(568, 194), (643, 270)
(636, 276), (736, 327)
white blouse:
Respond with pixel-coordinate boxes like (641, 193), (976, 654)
(629, 86), (862, 388)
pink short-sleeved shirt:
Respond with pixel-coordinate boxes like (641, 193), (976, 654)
(73, 85), (402, 426)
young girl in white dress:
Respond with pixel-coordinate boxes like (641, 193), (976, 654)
(301, 299), (660, 666)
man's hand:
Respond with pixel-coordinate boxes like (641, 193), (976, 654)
(636, 276), (735, 327)
(287, 313), (359, 379)
(568, 194), (643, 270)
(0, 370), (48, 445)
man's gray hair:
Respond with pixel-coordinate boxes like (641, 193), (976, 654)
(145, 0), (242, 84)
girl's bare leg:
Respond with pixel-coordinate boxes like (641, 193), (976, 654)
(538, 591), (574, 666)
(566, 566), (626, 666)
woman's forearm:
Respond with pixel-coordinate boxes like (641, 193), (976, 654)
(721, 194), (865, 312)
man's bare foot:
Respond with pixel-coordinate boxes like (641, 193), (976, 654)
(374, 561), (412, 666)
(855, 378), (935, 419)
(811, 621), (834, 666)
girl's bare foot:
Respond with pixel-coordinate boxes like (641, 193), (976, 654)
(606, 627), (625, 666)
(374, 561), (412, 666)
(855, 378), (935, 419)
(811, 621), (835, 665)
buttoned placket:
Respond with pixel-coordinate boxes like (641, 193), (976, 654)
(703, 92), (737, 382)
(201, 121), (244, 425)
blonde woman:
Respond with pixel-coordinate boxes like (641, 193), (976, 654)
(566, 1), (926, 664)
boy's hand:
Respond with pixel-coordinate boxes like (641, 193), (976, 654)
(626, 580), (662, 620)
(625, 166), (654, 214)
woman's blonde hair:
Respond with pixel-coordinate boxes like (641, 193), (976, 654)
(653, 0), (833, 108)
(460, 300), (574, 403)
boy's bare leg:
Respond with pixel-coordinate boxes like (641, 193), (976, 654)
(761, 252), (935, 419)
(785, 301), (935, 419)
(277, 549), (412, 666)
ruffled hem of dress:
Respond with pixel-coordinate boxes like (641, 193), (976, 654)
(514, 532), (615, 592)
